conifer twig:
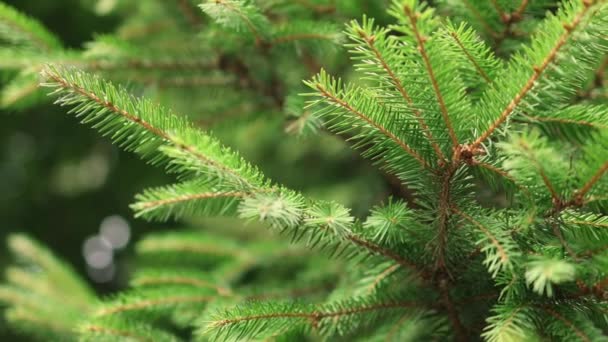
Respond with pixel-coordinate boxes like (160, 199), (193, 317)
(490, 0), (506, 21)
(403, 5), (459, 148)
(521, 114), (608, 129)
(212, 300), (425, 328)
(565, 220), (608, 228)
(472, 2), (596, 149)
(315, 84), (430, 169)
(135, 191), (246, 211)
(573, 161), (608, 202)
(347, 235), (428, 281)
(358, 30), (446, 161)
(212, 0), (265, 46)
(366, 263), (400, 294)
(542, 307), (591, 342)
(43, 68), (255, 188)
(451, 207), (508, 263)
(460, 0), (499, 38)
(514, 0), (530, 19)
(448, 31), (492, 83)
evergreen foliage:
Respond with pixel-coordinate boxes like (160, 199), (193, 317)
(1, 0), (608, 341)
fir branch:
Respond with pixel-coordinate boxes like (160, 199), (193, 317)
(313, 82), (430, 169)
(346, 235), (429, 281)
(475, 162), (521, 188)
(564, 219), (608, 228)
(472, 1), (596, 149)
(461, 0), (500, 38)
(517, 138), (561, 201)
(41, 66), (259, 188)
(451, 207), (508, 265)
(489, 0), (507, 22)
(573, 161), (608, 202)
(521, 114), (608, 129)
(514, 0), (530, 20)
(356, 27), (446, 161)
(135, 191), (246, 212)
(482, 305), (529, 342)
(210, 300), (424, 328)
(448, 31), (492, 83)
(365, 263), (400, 294)
(542, 307), (591, 342)
(403, 5), (460, 148)
(200, 0), (267, 46)
(385, 315), (413, 341)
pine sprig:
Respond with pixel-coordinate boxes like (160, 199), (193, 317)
(472, 0), (607, 149)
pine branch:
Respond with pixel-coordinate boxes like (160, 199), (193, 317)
(482, 305), (531, 342)
(347, 235), (428, 281)
(200, 0), (269, 46)
(472, 1), (597, 149)
(448, 31), (492, 83)
(41, 65), (262, 189)
(542, 307), (591, 342)
(355, 25), (446, 161)
(514, 135), (561, 201)
(207, 298), (427, 339)
(451, 207), (509, 269)
(312, 79), (430, 169)
(460, 0), (500, 38)
(522, 114), (608, 129)
(514, 0), (530, 20)
(365, 263), (400, 294)
(573, 161), (608, 202)
(489, 0), (506, 22)
(403, 4), (460, 148)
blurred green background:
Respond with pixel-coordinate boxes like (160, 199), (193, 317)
(0, 0), (172, 295)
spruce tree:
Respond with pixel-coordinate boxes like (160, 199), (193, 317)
(1, 0), (608, 341)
